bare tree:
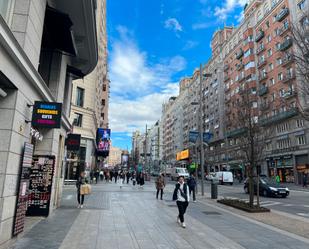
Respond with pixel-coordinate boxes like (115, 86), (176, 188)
(290, 12), (309, 119)
(229, 84), (269, 208)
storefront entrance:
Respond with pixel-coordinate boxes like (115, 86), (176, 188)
(267, 155), (294, 183)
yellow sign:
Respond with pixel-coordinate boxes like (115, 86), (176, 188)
(176, 149), (189, 160)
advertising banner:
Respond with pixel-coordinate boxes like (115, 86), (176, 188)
(65, 134), (81, 151)
(96, 128), (111, 156)
(203, 132), (213, 143)
(176, 149), (190, 161)
(31, 101), (62, 128)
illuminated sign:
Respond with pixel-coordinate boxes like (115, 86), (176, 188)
(66, 134), (81, 151)
(31, 101), (62, 128)
(176, 149), (190, 161)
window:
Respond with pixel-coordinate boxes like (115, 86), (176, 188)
(266, 142), (272, 151)
(101, 99), (105, 106)
(271, 92), (276, 102)
(103, 84), (107, 91)
(270, 78), (275, 85)
(245, 61), (255, 70)
(101, 113), (105, 120)
(279, 88), (285, 96)
(278, 73), (283, 81)
(269, 63), (274, 71)
(275, 43), (281, 50)
(297, 135), (306, 145)
(277, 138), (291, 149)
(276, 123), (289, 133)
(276, 57), (282, 66)
(76, 87), (84, 107)
(266, 21), (270, 28)
(73, 113), (83, 127)
(296, 119), (305, 128)
(244, 48), (253, 58)
(267, 35), (272, 43)
(267, 49), (272, 57)
(0, 0), (14, 23)
(252, 102), (258, 108)
(298, 0), (307, 10)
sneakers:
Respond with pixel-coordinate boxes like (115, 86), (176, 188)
(193, 200), (197, 203)
(77, 204), (80, 208)
(80, 205), (84, 209)
(182, 222), (186, 228)
(177, 217), (181, 224)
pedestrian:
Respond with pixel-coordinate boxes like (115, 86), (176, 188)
(275, 175), (280, 184)
(114, 170), (118, 183)
(187, 173), (197, 202)
(100, 170), (104, 181)
(126, 171), (130, 184)
(155, 174), (165, 200)
(122, 171), (126, 184)
(90, 170), (94, 184)
(173, 176), (189, 228)
(132, 172), (136, 186)
(139, 172), (145, 188)
(303, 173), (308, 188)
(76, 171), (87, 208)
(105, 171), (110, 182)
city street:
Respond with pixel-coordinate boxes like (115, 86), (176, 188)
(10, 180), (309, 249)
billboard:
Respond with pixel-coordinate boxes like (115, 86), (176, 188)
(31, 101), (62, 128)
(65, 134), (81, 151)
(176, 149), (190, 161)
(96, 128), (111, 156)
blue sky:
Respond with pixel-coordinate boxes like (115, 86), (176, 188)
(107, 0), (247, 150)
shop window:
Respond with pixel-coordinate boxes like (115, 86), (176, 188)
(297, 135), (306, 145)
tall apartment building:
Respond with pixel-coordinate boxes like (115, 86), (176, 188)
(70, 0), (109, 175)
(0, 0), (97, 246)
(219, 0), (309, 184)
(108, 146), (122, 167)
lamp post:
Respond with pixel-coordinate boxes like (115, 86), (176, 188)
(193, 64), (212, 196)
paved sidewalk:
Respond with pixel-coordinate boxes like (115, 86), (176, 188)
(10, 181), (309, 249)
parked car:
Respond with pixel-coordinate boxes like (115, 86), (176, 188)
(212, 171), (233, 185)
(170, 167), (190, 181)
(244, 177), (290, 198)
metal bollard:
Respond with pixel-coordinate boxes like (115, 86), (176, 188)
(211, 181), (218, 199)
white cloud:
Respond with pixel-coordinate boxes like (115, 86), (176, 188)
(214, 0), (247, 21)
(109, 26), (185, 133)
(164, 18), (183, 32)
(183, 40), (199, 50)
(192, 22), (212, 30)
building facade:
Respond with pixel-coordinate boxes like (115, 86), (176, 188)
(0, 0), (97, 246)
(107, 146), (122, 167)
(69, 0), (109, 177)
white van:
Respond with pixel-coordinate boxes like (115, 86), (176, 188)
(212, 171), (233, 185)
(170, 167), (190, 181)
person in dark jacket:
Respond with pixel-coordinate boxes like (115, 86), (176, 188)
(76, 171), (87, 208)
(187, 173), (197, 202)
(173, 176), (190, 228)
(139, 172), (145, 187)
(126, 171), (131, 184)
(155, 174), (166, 200)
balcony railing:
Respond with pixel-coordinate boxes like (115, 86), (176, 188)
(276, 8), (289, 22)
(225, 127), (247, 138)
(278, 23), (290, 36)
(236, 49), (244, 59)
(259, 108), (298, 126)
(282, 73), (295, 83)
(236, 63), (244, 71)
(258, 86), (268, 96)
(257, 60), (267, 68)
(283, 90), (297, 99)
(279, 38), (293, 51)
(255, 30), (265, 42)
(282, 55), (294, 67)
(256, 45), (265, 55)
(258, 73), (268, 82)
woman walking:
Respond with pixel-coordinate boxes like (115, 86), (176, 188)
(173, 176), (189, 228)
(155, 174), (165, 200)
(76, 171), (87, 208)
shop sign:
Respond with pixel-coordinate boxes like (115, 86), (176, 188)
(96, 128), (111, 157)
(31, 101), (62, 128)
(271, 146), (299, 155)
(65, 134), (81, 151)
(176, 149), (190, 161)
(30, 127), (43, 141)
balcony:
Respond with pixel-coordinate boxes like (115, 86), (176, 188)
(259, 108), (298, 126)
(238, 74), (245, 82)
(279, 38), (293, 51)
(236, 63), (244, 71)
(236, 49), (244, 59)
(260, 103), (270, 111)
(256, 44), (265, 55)
(224, 75), (230, 82)
(255, 30), (265, 42)
(282, 55), (294, 67)
(225, 127), (247, 138)
(276, 8), (289, 22)
(258, 86), (268, 96)
(257, 60), (267, 68)
(283, 90), (297, 99)
(224, 64), (229, 71)
(278, 23), (290, 36)
(282, 73), (295, 83)
(258, 73), (268, 82)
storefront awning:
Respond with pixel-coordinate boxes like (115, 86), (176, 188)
(41, 6), (77, 56)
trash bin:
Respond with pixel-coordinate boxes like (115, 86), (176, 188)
(211, 181), (218, 199)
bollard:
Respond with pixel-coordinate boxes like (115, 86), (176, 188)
(211, 181), (218, 199)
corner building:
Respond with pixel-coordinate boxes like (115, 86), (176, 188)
(0, 0), (97, 246)
(219, 0), (309, 184)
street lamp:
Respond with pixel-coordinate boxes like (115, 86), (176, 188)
(192, 64), (212, 196)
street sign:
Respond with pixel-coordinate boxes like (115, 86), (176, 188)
(203, 132), (213, 143)
(189, 131), (199, 143)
